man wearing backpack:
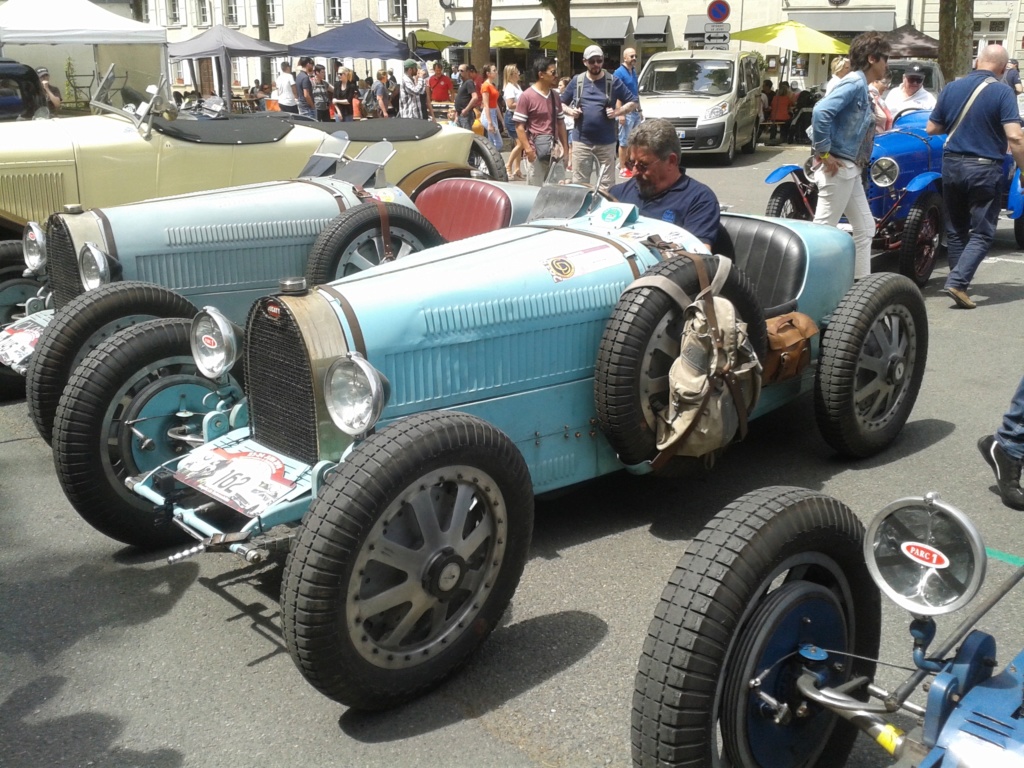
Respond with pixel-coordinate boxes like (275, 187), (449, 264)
(560, 45), (638, 192)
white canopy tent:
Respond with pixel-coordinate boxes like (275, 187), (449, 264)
(0, 0), (167, 103)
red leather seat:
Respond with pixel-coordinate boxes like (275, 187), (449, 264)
(416, 178), (512, 242)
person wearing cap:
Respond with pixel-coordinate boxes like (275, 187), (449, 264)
(560, 44), (637, 192)
(926, 43), (1024, 309)
(884, 65), (936, 115)
(36, 67), (61, 112)
(399, 58), (427, 119)
(1002, 58), (1022, 95)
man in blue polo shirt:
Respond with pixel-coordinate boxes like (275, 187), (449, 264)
(927, 43), (1024, 309)
(610, 119), (720, 251)
(561, 45), (638, 192)
(614, 48), (642, 178)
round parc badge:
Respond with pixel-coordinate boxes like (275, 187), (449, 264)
(900, 541), (949, 569)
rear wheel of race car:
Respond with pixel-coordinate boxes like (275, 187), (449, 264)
(815, 273), (927, 458)
(0, 277), (41, 399)
(468, 135), (509, 181)
(632, 486), (881, 768)
(282, 410), (533, 711)
(0, 240), (26, 280)
(1014, 217), (1024, 249)
(26, 282), (197, 443)
(305, 203), (444, 285)
(898, 192), (942, 287)
(595, 255), (766, 470)
(52, 318), (243, 549)
(766, 181), (816, 221)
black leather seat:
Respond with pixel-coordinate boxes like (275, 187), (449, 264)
(715, 216), (807, 317)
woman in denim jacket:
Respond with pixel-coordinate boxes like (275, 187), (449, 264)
(810, 32), (891, 277)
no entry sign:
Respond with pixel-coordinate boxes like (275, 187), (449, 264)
(707, 0), (731, 23)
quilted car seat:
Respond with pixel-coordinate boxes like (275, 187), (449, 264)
(416, 178), (513, 242)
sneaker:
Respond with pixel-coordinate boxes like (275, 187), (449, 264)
(942, 286), (976, 309)
(978, 435), (1024, 510)
(620, 168), (633, 178)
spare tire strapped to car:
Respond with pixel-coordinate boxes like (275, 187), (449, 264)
(595, 249), (766, 469)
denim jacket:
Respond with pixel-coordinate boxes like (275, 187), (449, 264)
(811, 71), (875, 165)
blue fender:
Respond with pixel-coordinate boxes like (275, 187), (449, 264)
(905, 172), (942, 194)
(765, 164), (803, 184)
(1008, 167), (1024, 219)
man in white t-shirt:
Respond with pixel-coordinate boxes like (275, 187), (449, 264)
(885, 67), (936, 115)
(276, 61), (299, 113)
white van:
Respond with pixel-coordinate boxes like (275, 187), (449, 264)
(637, 50), (763, 165)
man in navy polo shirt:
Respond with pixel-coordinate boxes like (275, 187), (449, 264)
(610, 119), (721, 251)
(927, 43), (1024, 309)
(561, 45), (638, 192)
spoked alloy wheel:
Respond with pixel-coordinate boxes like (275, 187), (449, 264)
(632, 486), (881, 768)
(282, 411), (533, 710)
(468, 135), (509, 181)
(815, 273), (927, 457)
(898, 192), (942, 287)
(765, 181), (816, 221)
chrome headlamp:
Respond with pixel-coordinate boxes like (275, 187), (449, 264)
(78, 242), (111, 290)
(190, 307), (243, 380)
(325, 352), (390, 436)
(23, 222), (46, 271)
(704, 101), (730, 120)
(870, 156), (900, 188)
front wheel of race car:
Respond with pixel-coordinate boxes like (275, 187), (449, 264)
(468, 135), (509, 181)
(632, 486), (881, 768)
(898, 192), (942, 287)
(305, 203), (444, 285)
(594, 255), (767, 470)
(0, 239), (26, 280)
(815, 273), (927, 458)
(52, 318), (243, 549)
(26, 281), (197, 443)
(282, 411), (533, 710)
(0, 277), (41, 400)
(766, 181), (816, 221)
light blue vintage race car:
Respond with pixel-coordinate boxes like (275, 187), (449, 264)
(633, 486), (1024, 768)
(59, 191), (928, 710)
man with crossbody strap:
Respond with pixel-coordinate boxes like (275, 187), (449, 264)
(927, 44), (1024, 309)
(514, 57), (568, 186)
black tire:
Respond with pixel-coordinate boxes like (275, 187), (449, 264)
(26, 282), (197, 443)
(632, 486), (881, 768)
(815, 273), (927, 457)
(898, 192), (942, 287)
(468, 135), (509, 181)
(0, 240), (25, 280)
(305, 203), (444, 285)
(741, 119), (758, 154)
(281, 410), (533, 710)
(766, 181), (815, 221)
(1014, 216), (1024, 249)
(718, 129), (737, 166)
(52, 318), (242, 548)
(0, 277), (39, 400)
(594, 256), (767, 468)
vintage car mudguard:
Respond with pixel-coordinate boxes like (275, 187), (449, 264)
(905, 172), (942, 194)
(1009, 168), (1024, 219)
(765, 164), (805, 185)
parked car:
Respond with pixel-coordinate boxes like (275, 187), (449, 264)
(763, 109), (1018, 287)
(0, 58), (48, 121)
(637, 50), (763, 165)
(0, 65), (505, 238)
(58, 193), (929, 710)
(633, 486), (1020, 767)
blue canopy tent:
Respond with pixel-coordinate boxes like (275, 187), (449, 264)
(288, 18), (426, 60)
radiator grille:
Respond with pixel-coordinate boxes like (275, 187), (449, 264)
(669, 117), (699, 129)
(45, 215), (84, 309)
(0, 171), (65, 226)
(245, 297), (318, 465)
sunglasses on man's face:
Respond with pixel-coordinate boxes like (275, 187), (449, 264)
(588, 57), (604, 64)
(907, 77), (924, 84)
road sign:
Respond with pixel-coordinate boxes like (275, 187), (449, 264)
(704, 22), (731, 32)
(707, 0), (731, 23)
(704, 32), (731, 44)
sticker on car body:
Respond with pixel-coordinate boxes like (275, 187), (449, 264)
(174, 445), (300, 518)
(543, 244), (624, 283)
(0, 309), (54, 367)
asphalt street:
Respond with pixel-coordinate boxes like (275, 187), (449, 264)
(3, 142), (1024, 767)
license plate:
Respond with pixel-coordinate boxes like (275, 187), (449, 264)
(0, 310), (54, 367)
(174, 444), (301, 517)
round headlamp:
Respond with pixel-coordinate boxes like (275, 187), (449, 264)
(325, 352), (390, 436)
(870, 156), (900, 188)
(78, 242), (110, 290)
(190, 307), (242, 380)
(23, 221), (46, 271)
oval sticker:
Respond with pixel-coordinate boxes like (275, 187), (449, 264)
(265, 302), (282, 320)
(900, 541), (949, 569)
(201, 334), (218, 349)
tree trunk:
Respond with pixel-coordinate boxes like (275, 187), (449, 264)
(938, 0), (973, 83)
(255, 0), (271, 86)
(471, 0), (492, 71)
(539, 0), (572, 79)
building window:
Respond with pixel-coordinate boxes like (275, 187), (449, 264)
(390, 0), (407, 20)
(196, 0), (209, 25)
(267, 2), (277, 25)
(167, 0), (180, 25)
(225, 0), (239, 26)
(990, 20), (1007, 33)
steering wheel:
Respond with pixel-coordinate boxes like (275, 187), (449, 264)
(892, 107), (926, 122)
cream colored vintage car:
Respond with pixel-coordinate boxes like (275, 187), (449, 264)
(0, 68), (506, 236)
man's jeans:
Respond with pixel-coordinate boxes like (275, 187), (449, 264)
(942, 154), (1004, 290)
(812, 159), (873, 277)
(998, 374), (1024, 461)
(618, 110), (642, 146)
(299, 103), (316, 120)
(457, 113), (474, 131)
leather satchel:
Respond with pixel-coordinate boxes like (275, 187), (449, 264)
(763, 312), (819, 384)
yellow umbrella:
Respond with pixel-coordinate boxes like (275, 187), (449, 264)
(465, 26), (530, 49)
(535, 27), (598, 54)
(410, 29), (465, 51)
(730, 20), (849, 54)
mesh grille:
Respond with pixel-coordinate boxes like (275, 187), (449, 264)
(245, 297), (318, 465)
(45, 215), (84, 309)
(669, 117), (699, 129)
